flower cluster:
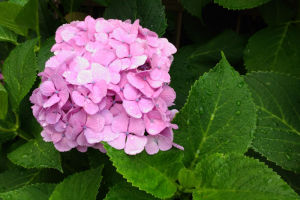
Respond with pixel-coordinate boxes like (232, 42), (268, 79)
(30, 16), (183, 155)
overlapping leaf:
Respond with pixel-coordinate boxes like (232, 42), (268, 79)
(244, 23), (300, 78)
(214, 0), (271, 10)
(173, 54), (256, 168)
(7, 137), (63, 172)
(3, 39), (38, 110)
(105, 145), (184, 198)
(104, 0), (167, 36)
(0, 25), (18, 45)
(0, 84), (8, 120)
(245, 72), (300, 173)
(193, 153), (299, 199)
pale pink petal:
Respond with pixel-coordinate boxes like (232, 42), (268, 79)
(84, 128), (103, 144)
(72, 91), (85, 107)
(123, 100), (142, 118)
(43, 94), (60, 108)
(111, 112), (129, 133)
(40, 81), (55, 96)
(145, 136), (159, 155)
(138, 98), (154, 113)
(123, 84), (139, 100)
(83, 99), (99, 115)
(108, 132), (126, 150)
(100, 109), (113, 125)
(128, 117), (145, 136)
(124, 135), (147, 155)
(77, 70), (93, 84)
(86, 114), (105, 132)
(101, 125), (119, 142)
(91, 63), (111, 83)
(130, 55), (147, 69)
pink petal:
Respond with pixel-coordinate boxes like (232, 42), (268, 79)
(108, 132), (126, 150)
(130, 42), (144, 56)
(100, 109), (113, 125)
(158, 86), (176, 106)
(124, 134), (147, 155)
(127, 72), (144, 89)
(123, 84), (139, 100)
(83, 99), (99, 115)
(128, 117), (145, 136)
(77, 146), (88, 152)
(54, 137), (72, 152)
(77, 70), (93, 85)
(40, 81), (55, 96)
(145, 136), (159, 155)
(45, 112), (61, 124)
(102, 125), (119, 142)
(111, 112), (129, 133)
(130, 55), (147, 69)
(72, 91), (85, 107)
(43, 94), (60, 108)
(51, 132), (63, 143)
(41, 129), (52, 142)
(89, 81), (107, 103)
(158, 134), (173, 151)
(150, 68), (170, 82)
(123, 100), (142, 118)
(86, 114), (105, 132)
(92, 49), (116, 67)
(84, 128), (103, 144)
(58, 89), (69, 108)
(91, 63), (111, 83)
(138, 98), (154, 113)
(76, 132), (88, 146)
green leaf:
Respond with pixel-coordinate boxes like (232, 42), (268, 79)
(3, 39), (38, 110)
(0, 183), (55, 200)
(259, 0), (295, 26)
(0, 84), (8, 120)
(192, 153), (299, 200)
(15, 0), (38, 31)
(9, 0), (30, 6)
(178, 168), (198, 189)
(0, 25), (18, 45)
(0, 169), (39, 193)
(7, 137), (63, 172)
(170, 30), (246, 109)
(180, 0), (210, 20)
(104, 182), (158, 200)
(245, 72), (300, 173)
(104, 0), (167, 36)
(104, 144), (184, 199)
(0, 2), (27, 36)
(37, 37), (54, 72)
(214, 0), (271, 9)
(173, 54), (256, 168)
(49, 166), (104, 200)
(244, 23), (300, 78)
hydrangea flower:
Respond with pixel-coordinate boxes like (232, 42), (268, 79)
(30, 16), (183, 155)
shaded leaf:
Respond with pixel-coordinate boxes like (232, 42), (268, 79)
(0, 183), (55, 200)
(0, 25), (18, 45)
(180, 0), (210, 20)
(8, 137), (63, 172)
(214, 0), (271, 10)
(193, 153), (299, 200)
(173, 54), (256, 168)
(15, 0), (38, 31)
(49, 166), (103, 200)
(245, 72), (300, 173)
(0, 84), (8, 120)
(104, 144), (184, 199)
(3, 39), (38, 110)
(37, 37), (54, 72)
(104, 0), (167, 36)
(244, 23), (300, 78)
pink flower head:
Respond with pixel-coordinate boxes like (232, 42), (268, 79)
(30, 16), (182, 155)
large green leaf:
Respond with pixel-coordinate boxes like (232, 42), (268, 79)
(0, 25), (18, 45)
(37, 37), (54, 72)
(245, 72), (300, 173)
(0, 84), (8, 120)
(259, 0), (295, 26)
(170, 30), (246, 109)
(0, 169), (39, 193)
(244, 23), (300, 78)
(173, 54), (256, 168)
(0, 183), (55, 200)
(104, 182), (158, 200)
(7, 137), (63, 172)
(104, 145), (184, 199)
(3, 39), (38, 110)
(15, 0), (39, 31)
(193, 153), (299, 200)
(49, 166), (103, 200)
(104, 0), (167, 36)
(180, 0), (210, 20)
(214, 0), (271, 10)
(0, 2), (27, 35)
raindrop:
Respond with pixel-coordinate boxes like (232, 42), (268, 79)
(265, 82), (271, 86)
(235, 110), (241, 115)
(187, 119), (190, 125)
(199, 106), (204, 114)
(236, 101), (241, 106)
(286, 154), (291, 160)
(238, 82), (244, 88)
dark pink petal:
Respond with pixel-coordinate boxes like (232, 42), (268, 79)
(54, 137), (72, 152)
(45, 112), (61, 124)
(159, 86), (176, 106)
(40, 81), (55, 96)
(43, 94), (60, 108)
